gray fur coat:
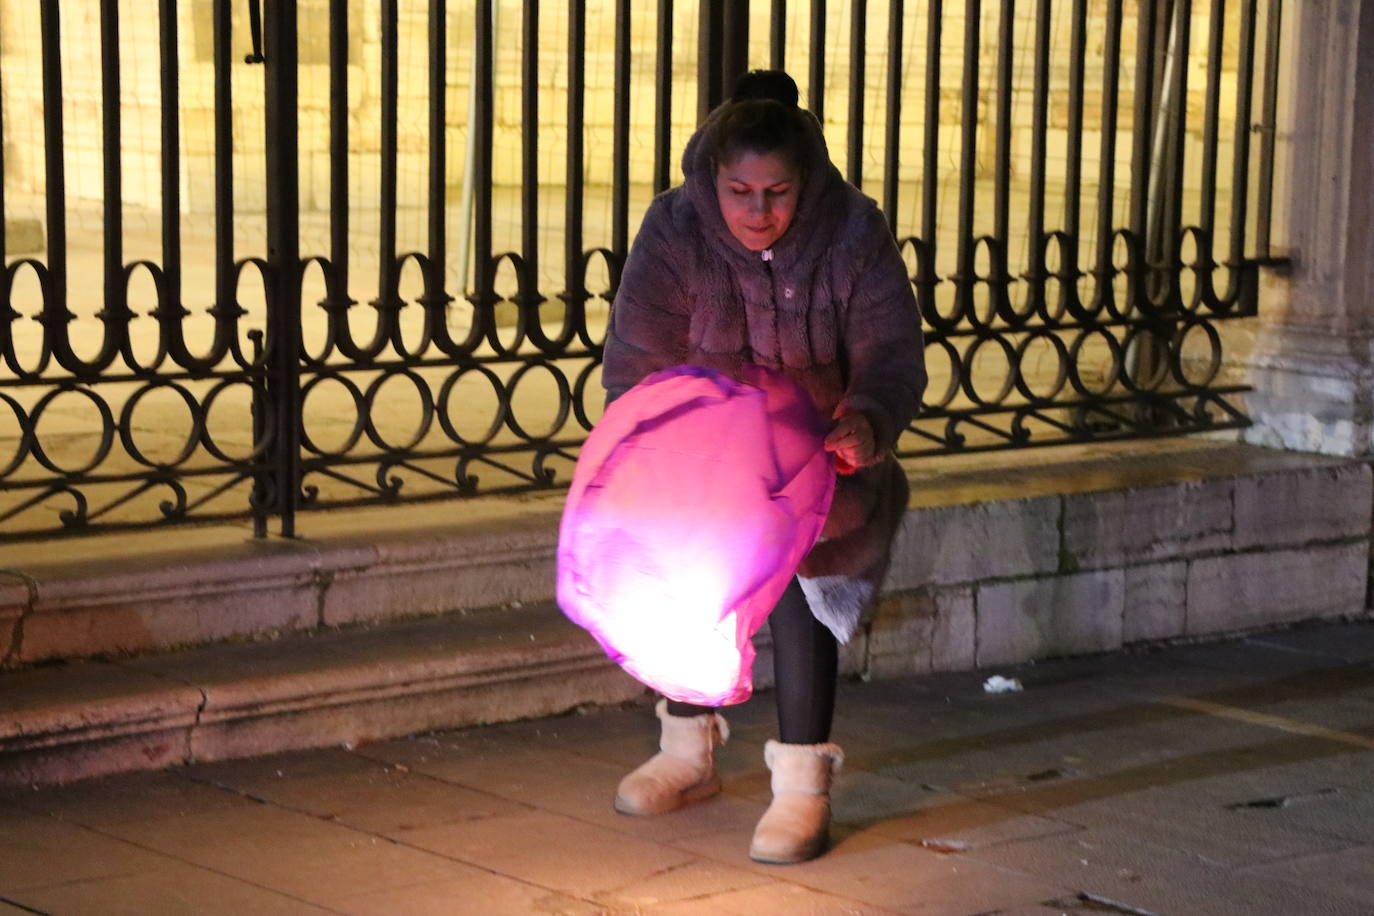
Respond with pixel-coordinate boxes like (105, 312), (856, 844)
(601, 103), (927, 642)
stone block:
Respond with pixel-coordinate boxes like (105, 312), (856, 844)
(863, 593), (936, 679)
(0, 728), (193, 789)
(188, 660), (641, 765)
(18, 594), (317, 666)
(0, 573), (30, 664)
(930, 586), (977, 672)
(1123, 561), (1188, 644)
(0, 662), (201, 788)
(1063, 478), (1233, 569)
(19, 542), (323, 663)
(1233, 463), (1372, 550)
(1186, 542), (1368, 636)
(976, 569), (1125, 668)
(1061, 488), (1127, 570)
(111, 602), (646, 765)
(861, 587), (976, 678)
(321, 545), (557, 627)
(4, 217), (44, 255)
(887, 496), (1060, 590)
(311, 503), (563, 626)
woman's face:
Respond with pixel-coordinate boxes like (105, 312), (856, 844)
(715, 150), (800, 251)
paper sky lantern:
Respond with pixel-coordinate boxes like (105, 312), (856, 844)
(557, 365), (836, 706)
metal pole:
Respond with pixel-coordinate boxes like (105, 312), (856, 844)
(264, 0), (301, 536)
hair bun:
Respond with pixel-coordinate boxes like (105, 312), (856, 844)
(731, 70), (800, 107)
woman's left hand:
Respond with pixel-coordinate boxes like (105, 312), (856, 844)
(824, 411), (876, 471)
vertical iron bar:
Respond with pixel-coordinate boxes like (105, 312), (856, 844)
(1199, 0), (1225, 243)
(523, 0), (540, 279)
(428, 0), (448, 310)
(213, 0), (233, 326)
(263, 0), (301, 536)
(698, 1), (722, 120)
(159, 0), (181, 314)
(613, 0), (632, 257)
(1255, 0), (1282, 258)
(771, 0), (786, 70)
(250, 331), (267, 537)
(1226, 0), (1258, 282)
(809, 0), (826, 119)
(329, 0), (349, 289)
(1254, 0), (1281, 258)
(920, 0), (941, 247)
(473, 0), (495, 338)
(1063, 0), (1087, 292)
(377, 0), (400, 334)
(992, 0), (1013, 248)
(102, 0), (125, 342)
(883, 0), (903, 232)
(1026, 0), (1050, 306)
(847, 0), (866, 186)
(1130, 0), (1159, 247)
(1164, 0), (1191, 274)
(0, 10), (5, 261)
(1093, 0), (1123, 303)
(954, 0), (979, 316)
(654, 0), (673, 194)
(722, 0), (749, 95)
(39, 1), (67, 326)
(563, 0), (586, 320)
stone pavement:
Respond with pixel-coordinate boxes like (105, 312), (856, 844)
(2, 619), (1373, 916)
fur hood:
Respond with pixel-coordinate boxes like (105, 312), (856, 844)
(678, 102), (847, 273)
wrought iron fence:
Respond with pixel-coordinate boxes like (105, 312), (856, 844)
(0, 0), (1285, 540)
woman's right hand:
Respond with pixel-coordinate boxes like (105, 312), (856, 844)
(824, 411), (875, 473)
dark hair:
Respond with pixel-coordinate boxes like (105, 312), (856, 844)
(709, 70), (811, 169)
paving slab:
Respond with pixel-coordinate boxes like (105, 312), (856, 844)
(7, 860), (336, 916)
(399, 809), (696, 898)
(328, 870), (601, 916)
(966, 825), (1368, 916)
(13, 767), (255, 827)
(98, 802), (471, 905)
(593, 858), (772, 910)
(646, 880), (904, 915)
(185, 745), (529, 835)
(0, 816), (176, 892)
(1240, 845), (1374, 910)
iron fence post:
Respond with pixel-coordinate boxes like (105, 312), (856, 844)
(698, 0), (749, 121)
(263, 0), (301, 537)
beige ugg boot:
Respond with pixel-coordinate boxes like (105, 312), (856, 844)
(614, 699), (729, 816)
(749, 739), (844, 864)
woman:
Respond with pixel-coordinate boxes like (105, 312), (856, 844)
(601, 70), (926, 864)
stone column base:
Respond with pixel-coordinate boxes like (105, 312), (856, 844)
(1243, 324), (1374, 457)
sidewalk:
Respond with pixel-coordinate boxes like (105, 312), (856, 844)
(2, 618), (1373, 916)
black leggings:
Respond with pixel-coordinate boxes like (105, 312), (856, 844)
(666, 577), (838, 744)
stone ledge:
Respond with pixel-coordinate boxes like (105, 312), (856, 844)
(1, 441), (1366, 667)
(3, 496), (568, 665)
(0, 603), (647, 787)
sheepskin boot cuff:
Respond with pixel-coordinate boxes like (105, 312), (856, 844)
(614, 699), (729, 816)
(749, 739), (844, 865)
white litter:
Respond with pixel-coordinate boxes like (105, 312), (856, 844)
(983, 675), (1023, 694)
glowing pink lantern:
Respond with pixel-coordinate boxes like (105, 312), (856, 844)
(557, 365), (836, 706)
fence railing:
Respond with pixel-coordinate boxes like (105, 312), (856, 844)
(0, 0), (1285, 540)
